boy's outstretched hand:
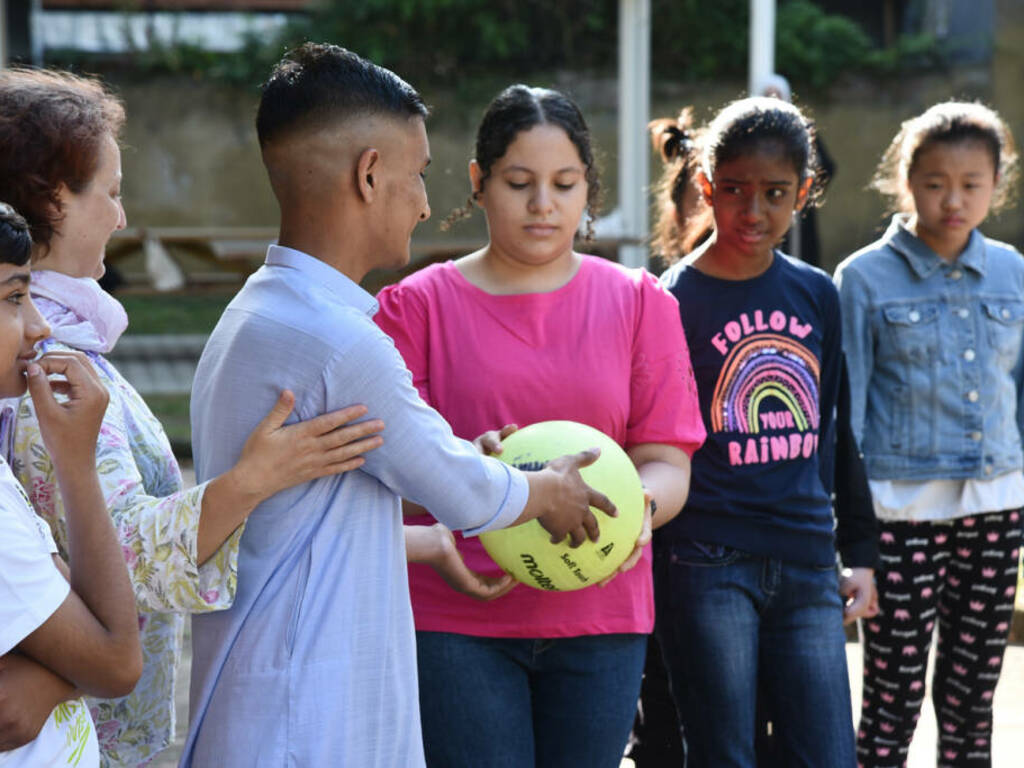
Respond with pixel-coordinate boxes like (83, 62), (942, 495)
(534, 448), (617, 547)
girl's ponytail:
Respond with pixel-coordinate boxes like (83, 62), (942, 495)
(649, 108), (711, 263)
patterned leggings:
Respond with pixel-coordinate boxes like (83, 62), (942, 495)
(857, 510), (1022, 768)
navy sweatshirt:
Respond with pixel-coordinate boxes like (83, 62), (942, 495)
(660, 253), (842, 567)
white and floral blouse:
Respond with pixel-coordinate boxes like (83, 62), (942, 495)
(9, 323), (243, 767)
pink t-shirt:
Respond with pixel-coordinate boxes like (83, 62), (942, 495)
(375, 255), (705, 637)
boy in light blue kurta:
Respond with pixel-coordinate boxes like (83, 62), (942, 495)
(182, 43), (612, 767)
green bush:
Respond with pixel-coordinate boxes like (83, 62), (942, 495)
(119, 292), (234, 335)
(144, 394), (192, 456)
(776, 1), (873, 89)
(651, 0), (748, 80)
(44, 0), (939, 94)
(286, 0), (615, 78)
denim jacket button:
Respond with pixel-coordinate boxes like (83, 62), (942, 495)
(968, 390), (980, 402)
(957, 308), (970, 319)
(950, 269), (963, 280)
(964, 348), (976, 362)
(908, 310), (921, 323)
(985, 465), (994, 475)
(1002, 308), (1012, 319)
(970, 431), (983, 441)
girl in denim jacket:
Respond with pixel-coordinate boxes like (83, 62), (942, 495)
(835, 102), (1023, 768)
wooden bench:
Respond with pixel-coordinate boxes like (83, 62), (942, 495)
(106, 227), (644, 290)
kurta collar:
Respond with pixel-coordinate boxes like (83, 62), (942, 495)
(265, 245), (379, 316)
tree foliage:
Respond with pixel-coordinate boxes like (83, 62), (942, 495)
(286, 0), (616, 76)
(45, 0), (938, 91)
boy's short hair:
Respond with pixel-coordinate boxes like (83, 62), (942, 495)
(256, 43), (428, 148)
(0, 203), (32, 267)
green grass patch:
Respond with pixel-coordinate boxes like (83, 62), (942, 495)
(144, 394), (193, 458)
(119, 291), (236, 335)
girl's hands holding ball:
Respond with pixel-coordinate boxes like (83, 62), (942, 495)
(598, 491), (653, 587)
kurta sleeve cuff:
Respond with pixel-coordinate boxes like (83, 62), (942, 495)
(460, 464), (529, 537)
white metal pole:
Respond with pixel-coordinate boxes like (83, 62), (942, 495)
(30, 0), (41, 64)
(749, 0), (776, 95)
(0, 0), (8, 68)
(618, 0), (650, 268)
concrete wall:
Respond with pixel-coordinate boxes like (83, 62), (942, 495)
(112, 0), (1024, 276)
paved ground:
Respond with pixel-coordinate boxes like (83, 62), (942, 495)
(847, 644), (1024, 768)
(152, 626), (190, 768)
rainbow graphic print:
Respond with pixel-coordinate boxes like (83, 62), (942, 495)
(710, 333), (820, 435)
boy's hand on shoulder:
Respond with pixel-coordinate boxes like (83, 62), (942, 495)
(27, 352), (108, 468)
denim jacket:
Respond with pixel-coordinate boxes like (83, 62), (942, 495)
(834, 215), (1024, 481)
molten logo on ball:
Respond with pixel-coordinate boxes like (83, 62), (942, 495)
(479, 421), (644, 591)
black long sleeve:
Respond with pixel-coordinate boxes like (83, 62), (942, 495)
(832, 353), (879, 569)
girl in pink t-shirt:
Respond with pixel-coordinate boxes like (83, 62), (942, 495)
(375, 84), (705, 768)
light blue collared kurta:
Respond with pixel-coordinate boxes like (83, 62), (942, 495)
(182, 246), (529, 767)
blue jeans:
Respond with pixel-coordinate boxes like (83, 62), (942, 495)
(415, 631), (647, 768)
(653, 538), (856, 768)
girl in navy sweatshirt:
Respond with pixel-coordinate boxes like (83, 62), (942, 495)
(657, 96), (873, 767)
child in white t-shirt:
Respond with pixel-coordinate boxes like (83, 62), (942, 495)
(0, 204), (141, 766)
(0, 459), (99, 766)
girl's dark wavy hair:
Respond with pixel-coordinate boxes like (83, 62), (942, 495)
(0, 203), (32, 266)
(648, 107), (712, 263)
(872, 100), (1018, 215)
(681, 96), (824, 250)
(442, 84), (601, 240)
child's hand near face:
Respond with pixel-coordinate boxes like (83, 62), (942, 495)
(26, 351), (108, 474)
